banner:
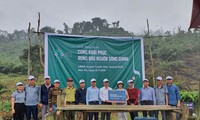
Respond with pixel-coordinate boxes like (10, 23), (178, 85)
(45, 33), (145, 89)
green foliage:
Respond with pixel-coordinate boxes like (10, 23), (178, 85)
(40, 26), (55, 33)
(180, 91), (199, 105)
(71, 17), (131, 36)
(19, 45), (44, 75)
(0, 100), (12, 112)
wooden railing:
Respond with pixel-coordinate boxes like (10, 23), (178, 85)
(44, 94), (191, 120)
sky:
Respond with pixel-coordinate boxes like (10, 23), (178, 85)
(0, 0), (193, 34)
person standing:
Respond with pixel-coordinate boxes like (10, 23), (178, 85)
(154, 76), (168, 120)
(63, 78), (76, 120)
(40, 75), (54, 119)
(86, 78), (100, 120)
(99, 78), (113, 120)
(75, 79), (87, 120)
(126, 79), (139, 120)
(11, 82), (26, 120)
(166, 76), (181, 120)
(48, 79), (62, 119)
(25, 75), (41, 120)
(117, 81), (129, 120)
(140, 79), (156, 117)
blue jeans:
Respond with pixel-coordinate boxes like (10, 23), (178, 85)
(52, 104), (57, 113)
(26, 105), (38, 120)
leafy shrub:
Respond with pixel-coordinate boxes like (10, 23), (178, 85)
(180, 91), (199, 106)
(0, 100), (11, 112)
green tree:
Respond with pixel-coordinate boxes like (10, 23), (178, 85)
(19, 45), (44, 77)
(40, 26), (55, 33)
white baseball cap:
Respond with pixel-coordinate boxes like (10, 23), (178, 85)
(128, 79), (134, 83)
(45, 75), (50, 79)
(103, 78), (109, 82)
(117, 81), (123, 84)
(28, 75), (35, 80)
(54, 79), (60, 83)
(166, 76), (173, 80)
(143, 79), (149, 82)
(91, 78), (96, 82)
(79, 79), (85, 84)
(156, 76), (162, 81)
(16, 82), (23, 86)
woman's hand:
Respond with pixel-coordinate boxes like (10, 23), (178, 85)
(12, 109), (15, 114)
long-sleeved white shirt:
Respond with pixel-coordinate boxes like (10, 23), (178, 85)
(99, 86), (113, 102)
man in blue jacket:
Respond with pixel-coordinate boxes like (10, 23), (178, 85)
(166, 76), (181, 120)
(40, 76), (54, 119)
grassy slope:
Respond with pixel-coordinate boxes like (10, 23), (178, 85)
(0, 40), (27, 66)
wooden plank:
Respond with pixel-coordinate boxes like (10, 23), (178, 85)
(57, 105), (180, 112)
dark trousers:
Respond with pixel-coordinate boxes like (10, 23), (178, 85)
(65, 102), (75, 120)
(141, 100), (154, 117)
(101, 102), (111, 120)
(13, 103), (25, 120)
(26, 105), (38, 120)
(129, 111), (138, 120)
(88, 101), (99, 120)
(128, 99), (138, 120)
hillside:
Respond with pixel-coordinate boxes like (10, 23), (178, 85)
(0, 30), (199, 86)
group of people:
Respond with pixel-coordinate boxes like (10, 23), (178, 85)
(11, 75), (181, 120)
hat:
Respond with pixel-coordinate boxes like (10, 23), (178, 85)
(79, 79), (85, 84)
(103, 78), (109, 83)
(128, 79), (134, 83)
(143, 79), (149, 82)
(54, 79), (60, 83)
(16, 82), (23, 86)
(91, 78), (96, 82)
(166, 76), (172, 80)
(156, 76), (162, 81)
(67, 78), (73, 82)
(117, 81), (123, 84)
(45, 75), (50, 79)
(28, 75), (35, 80)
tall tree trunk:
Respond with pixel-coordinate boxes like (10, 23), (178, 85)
(28, 22), (31, 76)
(37, 12), (44, 68)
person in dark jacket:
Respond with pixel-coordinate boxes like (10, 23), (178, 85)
(75, 79), (87, 120)
(40, 75), (54, 119)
